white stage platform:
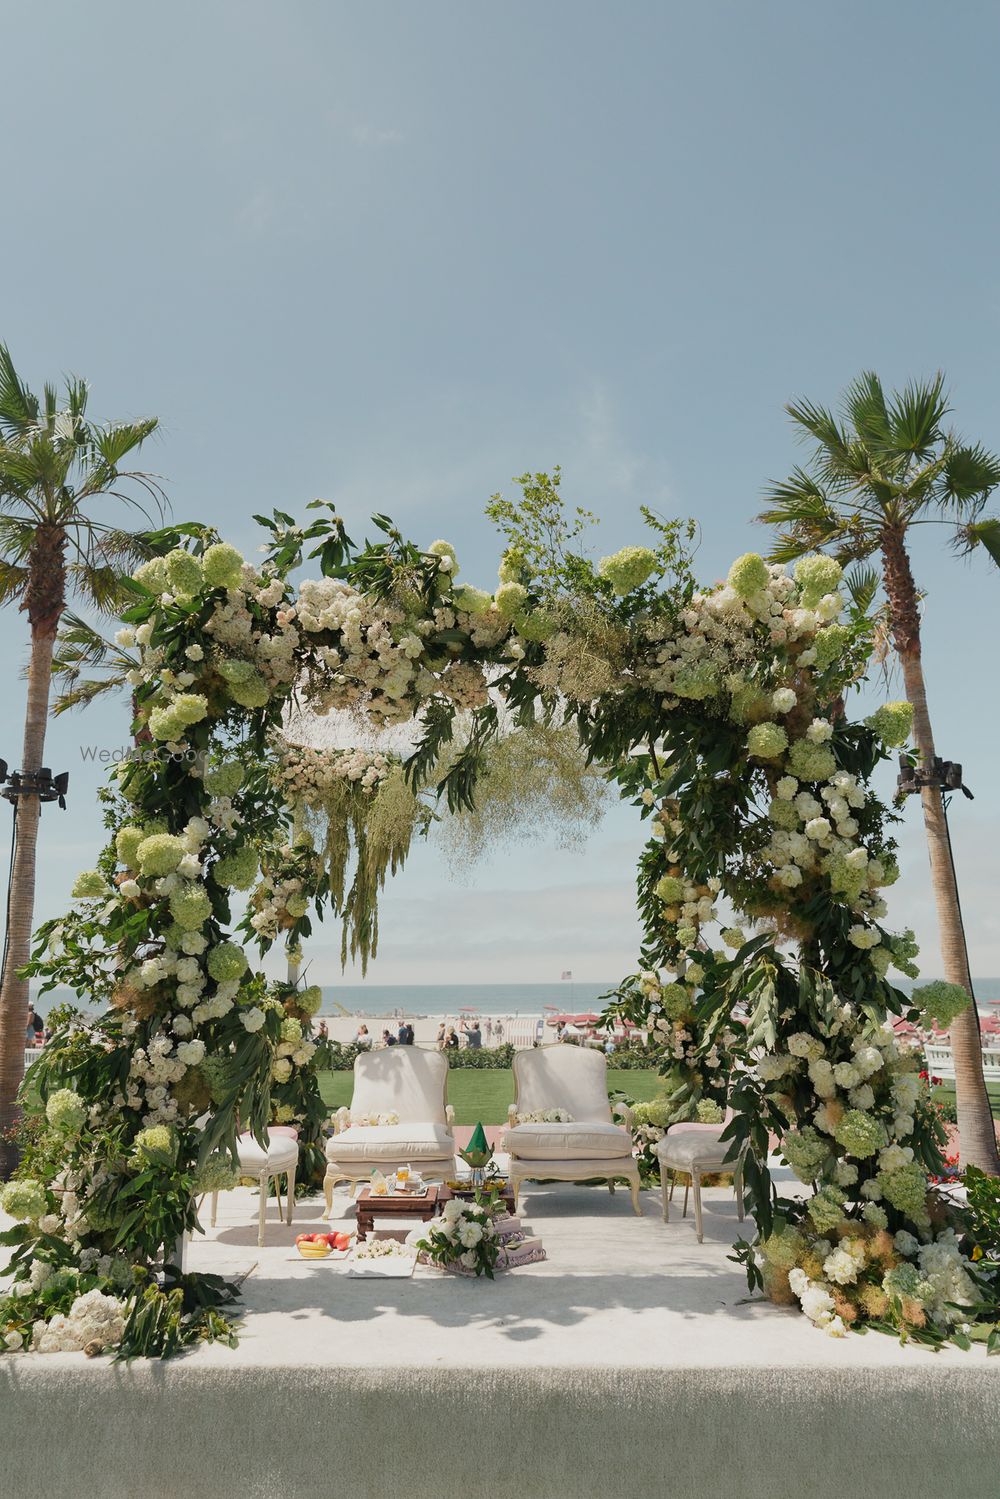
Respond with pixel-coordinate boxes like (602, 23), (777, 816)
(2, 1174), (999, 1499)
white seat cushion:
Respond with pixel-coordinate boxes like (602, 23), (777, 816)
(503, 1121), (633, 1160)
(326, 1123), (455, 1162)
(655, 1127), (735, 1171)
(237, 1134), (299, 1174)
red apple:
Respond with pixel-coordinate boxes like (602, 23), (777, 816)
(334, 1232), (352, 1251)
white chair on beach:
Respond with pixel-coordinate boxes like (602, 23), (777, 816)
(210, 1128), (299, 1248)
(501, 1045), (641, 1214)
(656, 1123), (745, 1243)
(323, 1048), (456, 1213)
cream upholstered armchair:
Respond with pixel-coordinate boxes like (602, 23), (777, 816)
(323, 1048), (456, 1213)
(501, 1044), (641, 1214)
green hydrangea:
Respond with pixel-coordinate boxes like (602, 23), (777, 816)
(877, 1162), (929, 1223)
(806, 1183), (847, 1234)
(632, 1098), (676, 1129)
(660, 982), (691, 1019)
(280, 1017), (302, 1044)
(71, 870), (106, 899)
(115, 825), (147, 869)
(498, 548), (526, 583)
(794, 554), (843, 607)
(134, 556), (169, 593)
(747, 722), (788, 760)
(787, 740), (837, 782)
(137, 833), (186, 877)
(206, 942), (248, 983)
(727, 679), (771, 724)
(217, 658), (255, 684)
(825, 852), (867, 901)
(0, 1178), (47, 1220)
(768, 797), (800, 831)
(654, 875), (685, 904)
(169, 884), (212, 930)
(886, 928), (919, 979)
(760, 1224), (805, 1268)
(45, 1089), (87, 1134)
(427, 539), (458, 573)
(214, 847), (258, 890)
(515, 608), (557, 642)
(883, 1261), (928, 1302)
(227, 671), (270, 708)
(201, 542), (245, 591)
(133, 1125), (178, 1167)
(912, 980), (970, 1029)
(149, 693), (208, 740)
(865, 701), (913, 748)
(832, 1109), (886, 1159)
(148, 706), (184, 741)
(598, 546), (657, 594)
(727, 553), (770, 599)
(296, 985), (323, 1017)
(782, 1126), (830, 1183)
(494, 582), (528, 620)
(451, 585), (492, 616)
(696, 1098), (724, 1123)
(204, 762), (244, 798)
(165, 549), (204, 598)
(193, 1154), (242, 1194)
(673, 661), (720, 701)
(813, 623), (850, 672)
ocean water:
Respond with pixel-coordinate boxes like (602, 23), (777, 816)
(316, 982), (621, 1018)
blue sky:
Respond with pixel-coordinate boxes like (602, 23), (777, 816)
(1, 1), (998, 986)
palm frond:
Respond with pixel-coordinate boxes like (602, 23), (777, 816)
(886, 374), (949, 460)
(785, 398), (852, 467)
(0, 345), (39, 435)
(955, 516), (1000, 568)
(844, 562), (881, 614)
(843, 371), (892, 450)
(940, 442), (1000, 506)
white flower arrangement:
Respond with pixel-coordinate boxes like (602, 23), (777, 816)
(515, 1108), (574, 1124)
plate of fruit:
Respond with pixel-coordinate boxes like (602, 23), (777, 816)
(295, 1230), (354, 1260)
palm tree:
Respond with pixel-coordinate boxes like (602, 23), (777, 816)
(758, 371), (1000, 1173)
(0, 345), (161, 1175)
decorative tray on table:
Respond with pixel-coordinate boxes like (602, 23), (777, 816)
(347, 1242), (418, 1279)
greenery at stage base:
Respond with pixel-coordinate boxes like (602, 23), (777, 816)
(2, 479), (999, 1357)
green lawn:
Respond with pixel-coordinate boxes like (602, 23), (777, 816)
(317, 1066), (665, 1125)
(931, 1083), (1000, 1119)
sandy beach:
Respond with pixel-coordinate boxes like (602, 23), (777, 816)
(318, 1011), (547, 1049)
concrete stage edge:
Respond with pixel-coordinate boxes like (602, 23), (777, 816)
(2, 1179), (998, 1499)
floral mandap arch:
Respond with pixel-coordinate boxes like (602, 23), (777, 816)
(0, 476), (990, 1356)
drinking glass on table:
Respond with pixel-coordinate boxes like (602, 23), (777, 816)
(397, 1163), (411, 1189)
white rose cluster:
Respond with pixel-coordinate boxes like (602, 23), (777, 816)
(31, 1290), (126, 1354)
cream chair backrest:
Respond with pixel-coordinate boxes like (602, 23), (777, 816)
(350, 1048), (449, 1124)
(512, 1044), (613, 1124)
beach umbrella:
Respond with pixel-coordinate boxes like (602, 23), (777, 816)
(570, 1012), (600, 1026)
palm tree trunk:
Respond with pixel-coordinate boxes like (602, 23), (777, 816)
(882, 525), (1000, 1172)
(0, 625), (56, 1176)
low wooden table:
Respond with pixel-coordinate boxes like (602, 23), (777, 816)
(439, 1183), (516, 1217)
(355, 1185), (441, 1241)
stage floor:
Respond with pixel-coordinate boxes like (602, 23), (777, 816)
(3, 1171), (1000, 1499)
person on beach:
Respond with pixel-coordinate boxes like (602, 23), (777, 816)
(465, 1019), (482, 1049)
(494, 1019), (504, 1044)
(485, 1017), (493, 1044)
(398, 1020), (415, 1045)
(381, 1028), (397, 1047)
(435, 1022), (446, 1049)
(356, 1023), (373, 1049)
(444, 1027), (459, 1050)
(317, 1020), (329, 1041)
(26, 1004), (43, 1045)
